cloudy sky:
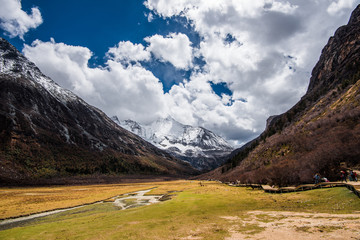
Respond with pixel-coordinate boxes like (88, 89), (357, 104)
(0, 0), (358, 146)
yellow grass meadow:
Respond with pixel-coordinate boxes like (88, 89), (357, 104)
(0, 182), (160, 219)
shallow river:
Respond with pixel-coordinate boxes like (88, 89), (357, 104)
(0, 188), (162, 230)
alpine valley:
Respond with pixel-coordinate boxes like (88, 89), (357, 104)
(0, 4), (360, 188)
(0, 38), (197, 185)
(112, 116), (233, 171)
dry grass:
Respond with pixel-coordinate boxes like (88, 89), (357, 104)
(0, 183), (157, 219)
(0, 180), (200, 219)
(145, 180), (200, 195)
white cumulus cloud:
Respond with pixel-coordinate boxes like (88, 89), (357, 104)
(106, 41), (151, 63)
(327, 0), (356, 15)
(0, 0), (42, 39)
(145, 33), (193, 70)
(23, 39), (167, 123)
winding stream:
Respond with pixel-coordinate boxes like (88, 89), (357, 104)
(0, 188), (163, 230)
(113, 189), (162, 209)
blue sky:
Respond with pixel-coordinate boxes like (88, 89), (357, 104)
(0, 0), (358, 146)
(12, 0), (158, 54)
(6, 0), (202, 93)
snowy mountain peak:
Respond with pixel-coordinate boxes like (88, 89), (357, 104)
(0, 38), (78, 104)
(112, 116), (233, 170)
(118, 119), (145, 137)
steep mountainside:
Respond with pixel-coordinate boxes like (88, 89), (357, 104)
(112, 116), (233, 171)
(0, 38), (197, 184)
(203, 5), (360, 185)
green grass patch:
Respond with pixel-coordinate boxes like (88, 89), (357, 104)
(237, 223), (266, 235)
(254, 213), (286, 223)
(295, 226), (312, 233)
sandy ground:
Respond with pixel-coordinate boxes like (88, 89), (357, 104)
(223, 211), (360, 240)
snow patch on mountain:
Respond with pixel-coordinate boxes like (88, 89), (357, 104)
(0, 38), (79, 104)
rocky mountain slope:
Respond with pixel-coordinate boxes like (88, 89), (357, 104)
(112, 116), (233, 171)
(0, 38), (197, 184)
(203, 5), (360, 185)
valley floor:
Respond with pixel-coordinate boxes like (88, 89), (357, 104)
(0, 180), (359, 239)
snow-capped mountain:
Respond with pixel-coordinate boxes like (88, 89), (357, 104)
(0, 37), (196, 183)
(112, 116), (234, 170)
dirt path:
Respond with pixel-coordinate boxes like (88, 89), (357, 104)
(223, 211), (360, 240)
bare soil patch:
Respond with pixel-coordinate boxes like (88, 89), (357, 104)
(223, 211), (360, 240)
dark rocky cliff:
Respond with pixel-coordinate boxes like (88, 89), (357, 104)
(307, 4), (360, 96)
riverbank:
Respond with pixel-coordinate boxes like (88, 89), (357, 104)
(0, 174), (184, 187)
(0, 182), (158, 219)
(0, 188), (164, 231)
